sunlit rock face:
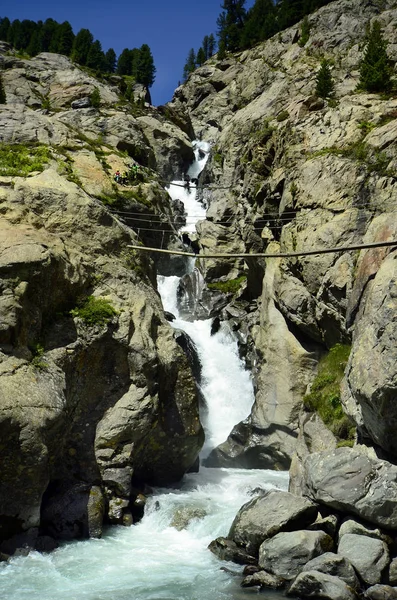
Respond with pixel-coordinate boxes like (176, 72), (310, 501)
(0, 45), (204, 548)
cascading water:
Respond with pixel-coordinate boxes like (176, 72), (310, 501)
(0, 142), (288, 600)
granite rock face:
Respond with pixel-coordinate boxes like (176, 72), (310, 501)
(0, 48), (204, 550)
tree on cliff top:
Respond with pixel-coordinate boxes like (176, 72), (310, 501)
(0, 73), (6, 104)
(136, 44), (156, 88)
(217, 0), (247, 52)
(358, 20), (392, 92)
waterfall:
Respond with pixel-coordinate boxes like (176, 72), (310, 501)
(0, 141), (289, 600)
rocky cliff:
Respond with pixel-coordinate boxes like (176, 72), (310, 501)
(170, 0), (397, 472)
(0, 43), (204, 553)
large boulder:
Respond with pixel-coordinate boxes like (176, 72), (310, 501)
(338, 534), (389, 586)
(302, 553), (359, 590)
(258, 530), (334, 580)
(228, 489), (318, 554)
(302, 447), (397, 530)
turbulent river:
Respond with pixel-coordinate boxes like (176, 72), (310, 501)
(0, 142), (288, 600)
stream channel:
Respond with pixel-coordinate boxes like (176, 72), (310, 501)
(0, 142), (288, 600)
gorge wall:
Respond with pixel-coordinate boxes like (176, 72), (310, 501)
(2, 1), (397, 590)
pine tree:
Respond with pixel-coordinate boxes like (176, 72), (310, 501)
(315, 58), (334, 98)
(202, 35), (210, 60)
(57, 21), (74, 56)
(183, 48), (196, 81)
(217, 0), (247, 52)
(39, 18), (58, 52)
(0, 17), (11, 42)
(208, 34), (216, 57)
(117, 48), (133, 75)
(105, 48), (116, 73)
(359, 20), (392, 93)
(86, 40), (105, 71)
(240, 0), (276, 48)
(0, 73), (6, 104)
(196, 47), (206, 66)
(26, 30), (41, 56)
(136, 44), (156, 87)
(71, 28), (94, 66)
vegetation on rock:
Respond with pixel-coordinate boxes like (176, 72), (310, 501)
(207, 275), (247, 294)
(0, 144), (50, 176)
(70, 295), (117, 326)
(304, 344), (355, 444)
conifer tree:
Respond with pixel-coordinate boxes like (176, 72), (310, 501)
(86, 39), (105, 71)
(136, 44), (156, 87)
(39, 18), (58, 52)
(0, 17), (11, 42)
(358, 20), (392, 93)
(183, 48), (196, 81)
(117, 48), (133, 75)
(71, 28), (94, 66)
(196, 47), (206, 66)
(57, 21), (74, 56)
(105, 48), (116, 73)
(315, 58), (334, 98)
(26, 30), (41, 56)
(208, 34), (216, 57)
(202, 35), (210, 60)
(217, 0), (246, 52)
(240, 0), (276, 48)
(0, 73), (6, 104)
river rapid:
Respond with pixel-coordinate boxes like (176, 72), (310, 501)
(0, 142), (289, 600)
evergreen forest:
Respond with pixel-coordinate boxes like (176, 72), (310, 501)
(0, 17), (156, 87)
(183, 0), (335, 79)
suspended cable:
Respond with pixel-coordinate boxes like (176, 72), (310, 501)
(127, 239), (397, 259)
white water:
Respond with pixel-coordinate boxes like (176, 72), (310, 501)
(0, 141), (289, 600)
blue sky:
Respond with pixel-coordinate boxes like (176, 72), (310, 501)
(1, 0), (254, 106)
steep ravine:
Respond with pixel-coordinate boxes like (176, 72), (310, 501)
(3, 0), (397, 596)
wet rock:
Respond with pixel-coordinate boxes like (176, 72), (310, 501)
(208, 537), (257, 565)
(170, 506), (207, 530)
(302, 552), (359, 590)
(338, 533), (389, 586)
(287, 571), (357, 600)
(259, 530), (334, 580)
(302, 447), (397, 530)
(228, 489), (318, 555)
(241, 569), (284, 589)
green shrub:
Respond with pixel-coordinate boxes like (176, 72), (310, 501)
(207, 275), (247, 294)
(0, 144), (50, 176)
(30, 343), (48, 371)
(213, 152), (224, 166)
(304, 344), (355, 443)
(90, 87), (101, 108)
(70, 296), (117, 326)
(277, 110), (289, 122)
